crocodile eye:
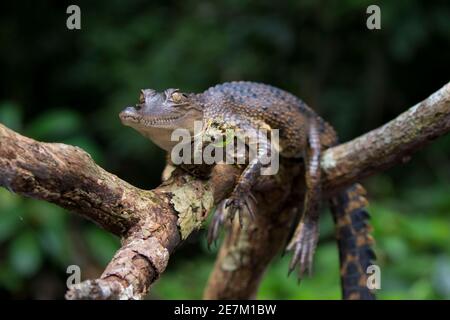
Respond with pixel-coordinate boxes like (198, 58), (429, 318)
(139, 90), (145, 104)
(171, 91), (183, 103)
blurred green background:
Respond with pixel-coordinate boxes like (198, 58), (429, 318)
(0, 0), (449, 299)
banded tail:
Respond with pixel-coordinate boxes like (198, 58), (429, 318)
(330, 183), (376, 300)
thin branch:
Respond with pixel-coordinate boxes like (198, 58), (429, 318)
(66, 219), (168, 300)
(322, 81), (450, 191)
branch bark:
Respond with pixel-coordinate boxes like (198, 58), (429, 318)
(0, 125), (239, 299)
(0, 82), (448, 299)
(322, 82), (450, 191)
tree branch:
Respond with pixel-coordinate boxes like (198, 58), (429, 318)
(322, 81), (450, 191)
(0, 82), (448, 299)
(0, 125), (239, 299)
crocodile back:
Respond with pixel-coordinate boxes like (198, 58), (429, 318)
(201, 81), (335, 156)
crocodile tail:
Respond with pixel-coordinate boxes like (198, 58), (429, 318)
(329, 183), (376, 300)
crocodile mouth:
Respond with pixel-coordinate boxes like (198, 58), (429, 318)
(120, 111), (183, 127)
(139, 115), (183, 126)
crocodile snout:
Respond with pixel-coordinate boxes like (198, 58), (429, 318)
(119, 106), (141, 124)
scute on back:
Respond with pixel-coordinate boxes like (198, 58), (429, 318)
(201, 81), (336, 157)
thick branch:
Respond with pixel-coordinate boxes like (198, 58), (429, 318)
(0, 126), (139, 235)
(0, 124), (238, 299)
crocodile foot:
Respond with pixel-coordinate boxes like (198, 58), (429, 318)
(207, 190), (257, 247)
(286, 220), (319, 279)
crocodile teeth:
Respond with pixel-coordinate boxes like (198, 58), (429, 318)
(142, 116), (181, 125)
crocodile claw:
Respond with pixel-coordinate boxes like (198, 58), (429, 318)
(286, 220), (319, 279)
(207, 191), (257, 247)
(207, 202), (226, 248)
(224, 192), (257, 223)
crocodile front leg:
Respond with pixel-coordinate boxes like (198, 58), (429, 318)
(286, 121), (322, 278)
(207, 130), (271, 246)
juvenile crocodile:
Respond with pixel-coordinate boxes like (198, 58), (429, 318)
(119, 81), (375, 299)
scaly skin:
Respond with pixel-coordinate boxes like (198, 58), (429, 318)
(330, 184), (376, 299)
(120, 81), (375, 299)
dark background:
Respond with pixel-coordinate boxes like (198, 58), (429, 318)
(0, 0), (449, 299)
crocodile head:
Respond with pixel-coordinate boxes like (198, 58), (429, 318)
(120, 88), (203, 151)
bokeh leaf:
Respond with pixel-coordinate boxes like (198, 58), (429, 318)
(84, 228), (120, 266)
(0, 102), (22, 131)
(26, 109), (82, 141)
(0, 189), (25, 242)
(8, 230), (43, 277)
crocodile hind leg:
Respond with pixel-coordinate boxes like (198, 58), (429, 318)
(330, 184), (376, 300)
(286, 122), (322, 278)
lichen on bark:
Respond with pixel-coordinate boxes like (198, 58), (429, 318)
(170, 179), (214, 240)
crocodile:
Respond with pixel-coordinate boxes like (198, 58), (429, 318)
(119, 81), (376, 299)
